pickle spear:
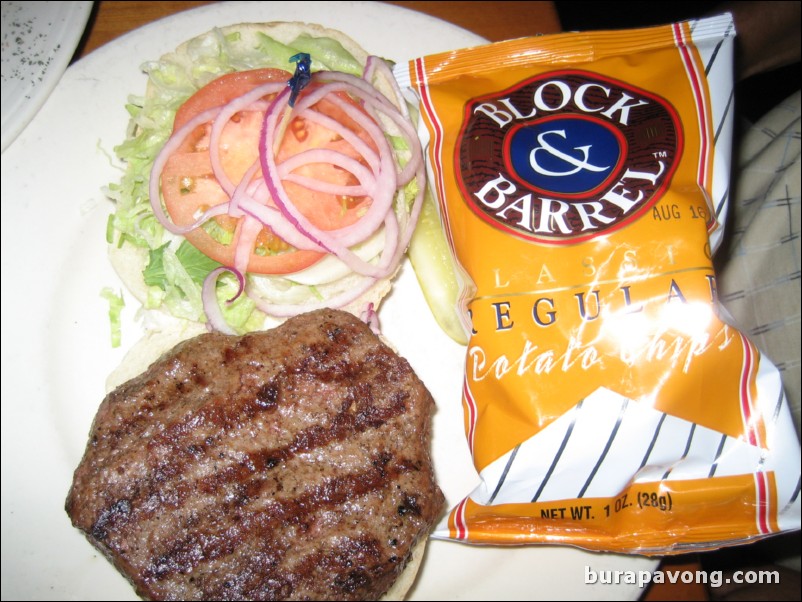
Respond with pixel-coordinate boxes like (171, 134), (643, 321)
(408, 190), (469, 345)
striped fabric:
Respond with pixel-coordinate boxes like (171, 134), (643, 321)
(717, 91), (801, 437)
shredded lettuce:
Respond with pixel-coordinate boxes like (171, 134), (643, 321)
(403, 178), (420, 210)
(215, 274), (264, 333)
(389, 134), (409, 151)
(144, 240), (222, 289)
(100, 287), (125, 348)
(254, 33), (303, 69)
(201, 219), (235, 245)
(288, 34), (363, 75)
(160, 247), (205, 321)
(105, 214), (115, 244)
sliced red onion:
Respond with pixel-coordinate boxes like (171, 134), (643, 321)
(360, 301), (380, 335)
(279, 174), (368, 197)
(233, 215), (262, 276)
(304, 73), (419, 153)
(260, 86), (399, 268)
(150, 57), (426, 328)
(296, 77), (422, 187)
(351, 95), (422, 187)
(297, 106), (380, 173)
(149, 106), (221, 234)
(236, 199), (322, 252)
(250, 62), (424, 318)
(247, 212), (400, 319)
(364, 55), (412, 121)
(227, 161), (260, 217)
(229, 161), (326, 251)
(202, 266), (245, 335)
(260, 89), (331, 249)
(277, 148), (376, 198)
(296, 75), (393, 118)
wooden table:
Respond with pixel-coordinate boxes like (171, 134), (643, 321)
(73, 3), (708, 600)
(75, 1), (562, 56)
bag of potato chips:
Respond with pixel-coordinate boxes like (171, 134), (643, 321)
(396, 13), (801, 553)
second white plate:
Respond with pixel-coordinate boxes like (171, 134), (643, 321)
(1, 1), (93, 152)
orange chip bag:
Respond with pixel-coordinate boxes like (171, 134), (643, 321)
(395, 13), (801, 553)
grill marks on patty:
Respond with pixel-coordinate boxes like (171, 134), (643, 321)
(66, 310), (443, 601)
(142, 460), (415, 582)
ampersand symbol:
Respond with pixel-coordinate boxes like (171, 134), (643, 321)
(529, 129), (609, 177)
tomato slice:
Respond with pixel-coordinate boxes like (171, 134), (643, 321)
(160, 68), (376, 275)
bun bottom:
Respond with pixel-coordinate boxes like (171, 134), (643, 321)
(381, 537), (427, 601)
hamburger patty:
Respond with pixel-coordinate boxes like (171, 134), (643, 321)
(66, 309), (444, 601)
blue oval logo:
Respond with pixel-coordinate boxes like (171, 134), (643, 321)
(506, 116), (623, 196)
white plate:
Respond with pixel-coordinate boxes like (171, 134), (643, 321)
(0, 0), (93, 152)
(0, 2), (656, 599)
